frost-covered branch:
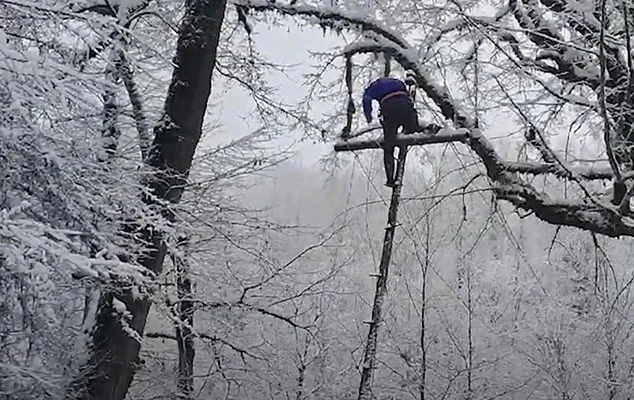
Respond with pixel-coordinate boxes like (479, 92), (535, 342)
(101, 5), (152, 161)
(231, 0), (408, 47)
(73, 0), (153, 22)
(1, 205), (150, 282)
(334, 129), (631, 181)
(508, 0), (628, 95)
(145, 331), (265, 360)
(118, 48), (150, 160)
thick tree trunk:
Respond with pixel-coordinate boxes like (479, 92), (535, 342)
(75, 2), (227, 399)
(357, 146), (408, 400)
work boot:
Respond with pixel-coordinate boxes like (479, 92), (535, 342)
(385, 180), (395, 188)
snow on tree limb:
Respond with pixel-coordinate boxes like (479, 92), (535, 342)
(342, 41), (477, 128)
(508, 0), (629, 108)
(118, 47), (151, 160)
(232, 0), (409, 47)
(1, 204), (150, 283)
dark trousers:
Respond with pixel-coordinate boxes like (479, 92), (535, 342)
(380, 96), (419, 184)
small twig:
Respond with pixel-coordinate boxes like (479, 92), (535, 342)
(145, 332), (265, 360)
(547, 226), (562, 261)
(125, 10), (178, 32)
(238, 228), (340, 302)
(253, 306), (311, 330)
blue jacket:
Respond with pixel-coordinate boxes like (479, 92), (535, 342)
(362, 77), (407, 122)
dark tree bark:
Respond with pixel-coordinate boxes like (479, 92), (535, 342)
(74, 2), (228, 399)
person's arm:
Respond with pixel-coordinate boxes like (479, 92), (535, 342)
(362, 86), (375, 123)
(362, 94), (373, 123)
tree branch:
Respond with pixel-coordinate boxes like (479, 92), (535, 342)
(336, 128), (634, 237)
(509, 0), (630, 99)
(145, 332), (264, 360)
(599, 0), (621, 180)
(231, 0), (408, 47)
(118, 48), (151, 160)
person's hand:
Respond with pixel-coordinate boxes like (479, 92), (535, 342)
(366, 116), (372, 124)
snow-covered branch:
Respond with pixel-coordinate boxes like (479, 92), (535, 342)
(508, 0), (626, 93)
(145, 331), (265, 360)
(231, 0), (408, 47)
(1, 205), (150, 282)
(342, 41), (476, 128)
(118, 48), (150, 160)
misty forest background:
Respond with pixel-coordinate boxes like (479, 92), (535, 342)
(3, 0), (634, 399)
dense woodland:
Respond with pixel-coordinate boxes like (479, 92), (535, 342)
(2, 0), (634, 399)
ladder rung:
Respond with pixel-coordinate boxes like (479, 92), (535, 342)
(369, 273), (381, 277)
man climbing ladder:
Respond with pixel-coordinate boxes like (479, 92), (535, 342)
(361, 70), (439, 187)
